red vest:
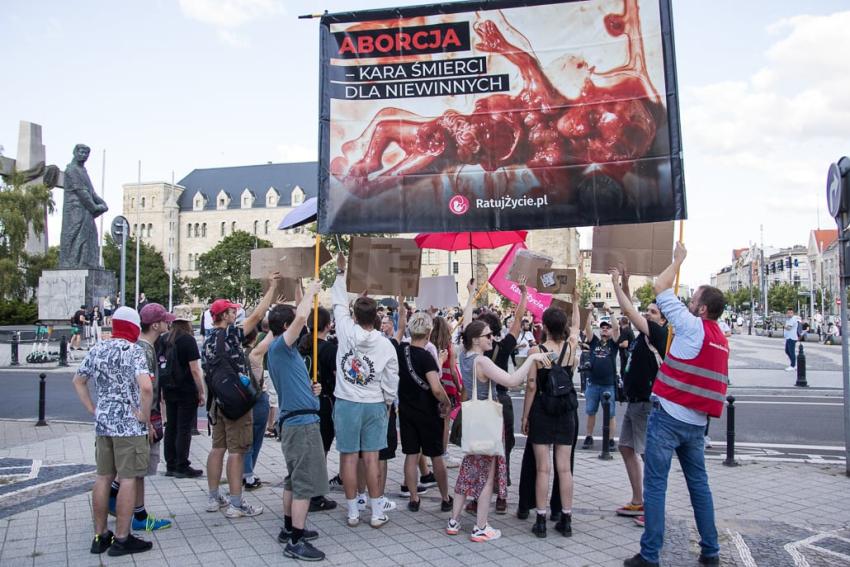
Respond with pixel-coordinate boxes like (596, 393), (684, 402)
(652, 319), (729, 418)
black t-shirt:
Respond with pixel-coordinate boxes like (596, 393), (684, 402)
(618, 326), (635, 354)
(317, 338), (338, 399)
(73, 310), (86, 326)
(484, 333), (517, 394)
(393, 339), (440, 416)
(588, 335), (618, 386)
(623, 321), (668, 401)
(173, 333), (201, 394)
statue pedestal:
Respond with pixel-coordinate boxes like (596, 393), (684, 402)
(37, 269), (116, 323)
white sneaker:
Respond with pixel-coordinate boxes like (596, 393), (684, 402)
(785, 366), (795, 372)
(206, 494), (229, 512)
(347, 515), (360, 527)
(446, 518), (460, 535)
(704, 436), (712, 449)
(224, 501), (263, 518)
(470, 524), (501, 542)
(370, 514), (389, 528)
(380, 497), (397, 512)
(357, 494), (369, 511)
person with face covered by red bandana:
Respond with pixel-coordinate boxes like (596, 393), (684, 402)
(73, 306), (155, 557)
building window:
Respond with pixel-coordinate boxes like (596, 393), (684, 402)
(133, 224), (137, 236)
(452, 262), (459, 275)
(141, 197), (145, 209)
(148, 223), (153, 237)
(194, 223), (200, 238)
(596, 282), (602, 288)
(202, 223), (207, 237)
(291, 187), (304, 206)
(253, 220), (258, 235)
(221, 222), (226, 236)
(606, 292), (612, 299)
(264, 220), (270, 235)
(187, 223), (192, 238)
(130, 198), (135, 210)
(231, 221), (237, 233)
(596, 292), (601, 299)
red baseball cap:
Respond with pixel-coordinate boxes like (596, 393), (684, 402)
(210, 299), (241, 317)
(139, 303), (176, 325)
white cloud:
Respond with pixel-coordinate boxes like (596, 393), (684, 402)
(678, 10), (850, 285)
(178, 0), (284, 46)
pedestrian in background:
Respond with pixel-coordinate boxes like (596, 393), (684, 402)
(783, 308), (801, 371)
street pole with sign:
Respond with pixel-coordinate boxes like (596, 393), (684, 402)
(825, 157), (850, 476)
(111, 215), (129, 307)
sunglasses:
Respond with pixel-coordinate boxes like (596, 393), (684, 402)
(479, 332), (493, 339)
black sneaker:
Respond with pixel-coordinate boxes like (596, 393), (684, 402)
(90, 530), (113, 554)
(516, 507), (529, 520)
(278, 527), (319, 543)
(623, 553), (659, 567)
(106, 534), (153, 557)
(284, 540), (325, 561)
(399, 484), (429, 497)
(698, 554), (720, 565)
(555, 513), (572, 537)
(308, 496), (338, 512)
(582, 435), (593, 449)
(163, 469), (176, 477)
(174, 466), (203, 478)
(407, 499), (420, 512)
(419, 472), (437, 488)
(243, 477), (262, 491)
(441, 496), (454, 512)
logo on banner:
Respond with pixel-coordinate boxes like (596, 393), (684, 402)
(449, 195), (469, 215)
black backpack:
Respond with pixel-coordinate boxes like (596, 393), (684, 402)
(158, 337), (182, 393)
(206, 330), (258, 420)
(539, 343), (578, 416)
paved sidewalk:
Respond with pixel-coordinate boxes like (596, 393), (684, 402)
(0, 419), (848, 567)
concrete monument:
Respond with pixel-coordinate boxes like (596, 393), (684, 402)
(59, 144), (108, 269)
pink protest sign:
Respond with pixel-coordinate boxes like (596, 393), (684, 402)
(488, 243), (552, 320)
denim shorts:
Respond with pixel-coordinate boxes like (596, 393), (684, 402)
(585, 382), (616, 417)
(333, 399), (388, 453)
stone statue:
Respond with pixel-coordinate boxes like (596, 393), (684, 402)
(59, 144), (108, 269)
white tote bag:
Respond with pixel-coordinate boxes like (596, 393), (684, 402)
(461, 357), (504, 457)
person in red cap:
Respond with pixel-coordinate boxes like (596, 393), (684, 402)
(203, 273), (281, 518)
(72, 306), (155, 557)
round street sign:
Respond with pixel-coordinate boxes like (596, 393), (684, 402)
(827, 162), (845, 218)
(110, 215), (129, 242)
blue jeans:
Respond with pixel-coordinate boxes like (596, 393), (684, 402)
(243, 392), (270, 478)
(640, 405), (719, 563)
(585, 382), (616, 417)
(785, 339), (797, 367)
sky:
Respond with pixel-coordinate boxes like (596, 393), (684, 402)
(2, 0), (848, 287)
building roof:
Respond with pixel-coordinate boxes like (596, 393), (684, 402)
(176, 162), (318, 211)
(732, 247), (749, 260)
(812, 229), (838, 252)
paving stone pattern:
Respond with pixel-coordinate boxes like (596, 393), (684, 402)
(0, 420), (848, 566)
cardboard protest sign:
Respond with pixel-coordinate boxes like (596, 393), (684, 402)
(347, 237), (422, 296)
(536, 268), (576, 294)
(550, 298), (592, 329)
(250, 246), (332, 279)
(261, 277), (299, 304)
(507, 249), (553, 285)
(489, 243), (551, 320)
(591, 222), (674, 276)
(416, 276), (458, 309)
(318, 0), (686, 234)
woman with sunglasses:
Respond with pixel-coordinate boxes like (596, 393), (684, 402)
(446, 318), (551, 542)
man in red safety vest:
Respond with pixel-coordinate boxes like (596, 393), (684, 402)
(624, 242), (728, 567)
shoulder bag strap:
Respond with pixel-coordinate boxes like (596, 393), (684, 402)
(644, 333), (663, 368)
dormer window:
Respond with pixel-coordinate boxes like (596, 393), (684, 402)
(291, 186), (304, 206)
(216, 190), (230, 210)
(241, 188), (254, 209)
(266, 187), (279, 207)
(193, 192), (205, 211)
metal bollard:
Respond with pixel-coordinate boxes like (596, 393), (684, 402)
(10, 332), (20, 366)
(795, 343), (808, 387)
(36, 373), (47, 426)
(59, 335), (69, 367)
(722, 396), (737, 467)
(599, 391), (613, 460)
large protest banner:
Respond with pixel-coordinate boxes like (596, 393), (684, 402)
(318, 0), (685, 234)
(489, 243), (552, 320)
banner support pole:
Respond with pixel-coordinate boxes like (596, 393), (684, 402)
(665, 219), (685, 355)
(313, 234), (321, 384)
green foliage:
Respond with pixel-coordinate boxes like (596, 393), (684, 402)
(726, 286), (761, 312)
(23, 246), (59, 290)
(104, 235), (189, 307)
(633, 281), (655, 310)
(767, 282), (800, 313)
(576, 277), (595, 308)
(0, 300), (38, 324)
(190, 230), (272, 304)
(0, 171), (55, 300)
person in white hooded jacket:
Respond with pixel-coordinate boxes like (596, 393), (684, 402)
(332, 253), (400, 528)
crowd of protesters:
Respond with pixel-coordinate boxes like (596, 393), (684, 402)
(72, 243), (727, 566)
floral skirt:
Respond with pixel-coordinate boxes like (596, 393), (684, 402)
(454, 454), (507, 500)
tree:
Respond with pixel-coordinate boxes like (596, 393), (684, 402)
(104, 235), (189, 307)
(633, 281), (655, 310)
(576, 277), (595, 308)
(768, 282), (799, 313)
(190, 231), (272, 305)
(726, 286), (761, 312)
(23, 246), (59, 291)
(0, 170), (54, 301)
